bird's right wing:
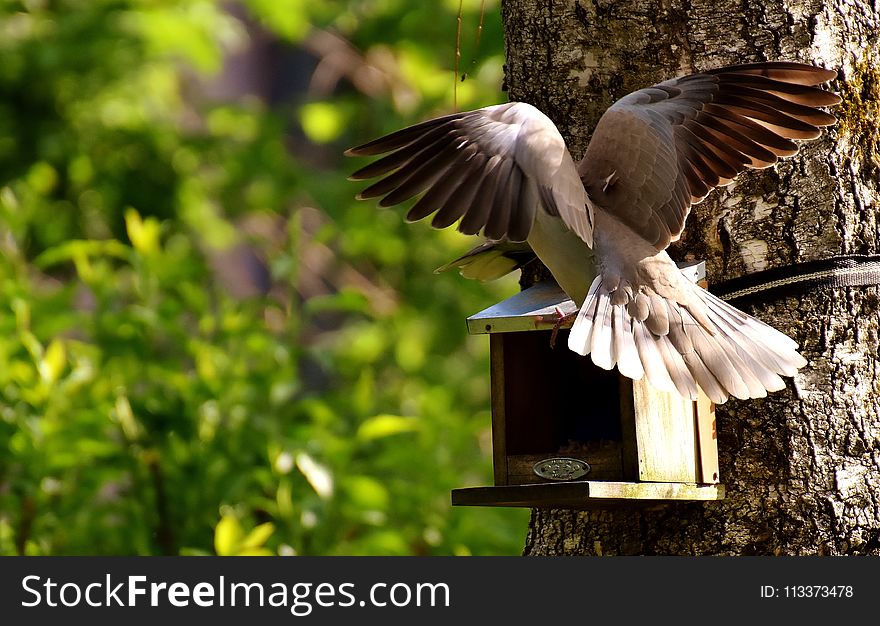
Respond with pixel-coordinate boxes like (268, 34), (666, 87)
(346, 102), (593, 245)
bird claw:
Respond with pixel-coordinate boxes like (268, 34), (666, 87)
(548, 306), (577, 348)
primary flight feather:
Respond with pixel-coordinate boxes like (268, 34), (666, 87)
(346, 62), (841, 404)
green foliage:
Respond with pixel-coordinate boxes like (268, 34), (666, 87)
(0, 0), (528, 555)
(214, 515), (275, 556)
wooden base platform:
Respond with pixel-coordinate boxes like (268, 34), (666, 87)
(451, 481), (725, 509)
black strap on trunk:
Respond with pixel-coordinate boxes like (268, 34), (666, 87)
(709, 254), (880, 304)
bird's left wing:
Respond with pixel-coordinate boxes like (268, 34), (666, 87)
(346, 102), (593, 245)
(579, 62), (841, 250)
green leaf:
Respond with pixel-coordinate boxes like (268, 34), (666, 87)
(124, 208), (161, 255)
(343, 476), (390, 511)
(247, 0), (310, 41)
(39, 338), (66, 384)
(240, 522), (275, 550)
(26, 162), (58, 195)
(34, 240), (131, 268)
(300, 102), (346, 144)
(357, 414), (420, 441)
(114, 395), (143, 442)
(214, 516), (243, 556)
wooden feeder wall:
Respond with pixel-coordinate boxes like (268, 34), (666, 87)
(452, 263), (724, 509)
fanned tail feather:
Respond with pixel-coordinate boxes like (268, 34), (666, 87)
(568, 273), (807, 404)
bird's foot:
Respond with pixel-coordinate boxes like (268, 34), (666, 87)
(548, 306), (577, 348)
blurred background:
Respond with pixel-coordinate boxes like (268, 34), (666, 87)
(0, 0), (530, 555)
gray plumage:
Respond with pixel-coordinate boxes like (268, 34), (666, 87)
(347, 62), (841, 404)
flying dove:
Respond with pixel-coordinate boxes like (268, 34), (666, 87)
(346, 62), (841, 404)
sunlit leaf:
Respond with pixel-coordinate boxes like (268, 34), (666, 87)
(119, 4), (242, 73)
(19, 330), (42, 363)
(214, 516), (243, 556)
(295, 452), (334, 499)
(113, 395), (143, 442)
(240, 522), (275, 550)
(300, 102), (346, 144)
(276, 479), (294, 519)
(124, 208), (161, 255)
(12, 298), (30, 330)
(247, 0), (310, 41)
(39, 338), (66, 384)
(357, 414), (421, 441)
(34, 240), (131, 268)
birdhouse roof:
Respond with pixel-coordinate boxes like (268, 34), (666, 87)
(467, 261), (705, 335)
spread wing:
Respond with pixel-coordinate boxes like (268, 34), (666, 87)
(346, 102), (593, 245)
(579, 62), (841, 250)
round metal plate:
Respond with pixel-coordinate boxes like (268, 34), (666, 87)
(533, 457), (591, 481)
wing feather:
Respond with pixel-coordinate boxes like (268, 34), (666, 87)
(348, 102), (591, 245)
(578, 62), (840, 249)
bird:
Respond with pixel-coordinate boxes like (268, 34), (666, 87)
(345, 62), (841, 404)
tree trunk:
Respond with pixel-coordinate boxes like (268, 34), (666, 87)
(503, 0), (880, 555)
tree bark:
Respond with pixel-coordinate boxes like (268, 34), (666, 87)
(503, 0), (880, 555)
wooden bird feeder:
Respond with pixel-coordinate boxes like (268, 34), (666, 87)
(451, 261), (725, 509)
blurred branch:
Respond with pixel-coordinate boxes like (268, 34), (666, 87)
(303, 28), (418, 111)
(304, 28), (388, 98)
(144, 449), (177, 556)
(15, 495), (35, 556)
